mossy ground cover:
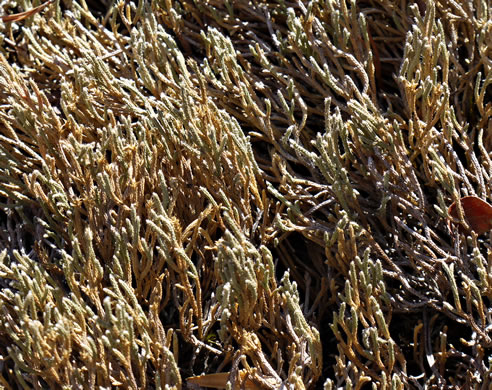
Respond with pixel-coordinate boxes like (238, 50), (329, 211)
(0, 0), (490, 388)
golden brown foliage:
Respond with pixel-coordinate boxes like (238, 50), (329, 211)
(0, 0), (490, 389)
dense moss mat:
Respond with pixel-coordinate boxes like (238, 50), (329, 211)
(0, 0), (490, 388)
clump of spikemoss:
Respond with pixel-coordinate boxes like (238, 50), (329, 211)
(0, 0), (490, 389)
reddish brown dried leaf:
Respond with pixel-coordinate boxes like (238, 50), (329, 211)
(1, 0), (53, 23)
(448, 196), (492, 235)
(187, 372), (262, 390)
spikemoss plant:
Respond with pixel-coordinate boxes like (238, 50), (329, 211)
(0, 0), (490, 388)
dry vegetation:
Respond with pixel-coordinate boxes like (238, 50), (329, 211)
(0, 0), (490, 388)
